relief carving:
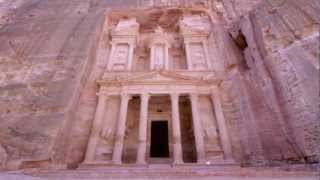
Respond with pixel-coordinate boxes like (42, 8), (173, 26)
(190, 42), (207, 70)
(154, 44), (165, 69)
(100, 128), (113, 141)
(112, 43), (129, 70)
(0, 144), (7, 169)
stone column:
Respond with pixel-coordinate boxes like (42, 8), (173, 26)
(127, 43), (134, 71)
(185, 42), (193, 70)
(211, 90), (234, 161)
(150, 46), (155, 70)
(112, 93), (131, 164)
(136, 93), (150, 165)
(170, 93), (183, 164)
(165, 44), (169, 70)
(190, 93), (206, 163)
(84, 92), (108, 162)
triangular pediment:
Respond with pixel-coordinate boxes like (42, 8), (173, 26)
(99, 70), (214, 85)
(124, 70), (201, 82)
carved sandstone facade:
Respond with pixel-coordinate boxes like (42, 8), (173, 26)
(83, 15), (234, 165)
(0, 0), (319, 172)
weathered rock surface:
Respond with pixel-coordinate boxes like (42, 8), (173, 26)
(0, 0), (319, 172)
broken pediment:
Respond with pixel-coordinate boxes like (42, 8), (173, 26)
(180, 15), (211, 36)
(112, 18), (140, 37)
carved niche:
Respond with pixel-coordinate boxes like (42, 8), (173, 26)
(112, 43), (130, 70)
(150, 26), (170, 70)
(154, 44), (165, 69)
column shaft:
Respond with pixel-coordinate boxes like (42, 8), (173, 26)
(211, 91), (234, 161)
(185, 42), (193, 70)
(190, 94), (206, 163)
(112, 93), (130, 164)
(171, 93), (183, 164)
(150, 46), (155, 70)
(136, 93), (150, 164)
(165, 44), (169, 70)
(127, 43), (134, 71)
(84, 93), (108, 162)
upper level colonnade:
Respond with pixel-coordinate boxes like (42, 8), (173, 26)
(106, 15), (215, 72)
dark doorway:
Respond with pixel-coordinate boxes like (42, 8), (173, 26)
(150, 121), (169, 157)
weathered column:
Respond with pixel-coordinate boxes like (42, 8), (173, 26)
(127, 43), (134, 71)
(84, 92), (108, 163)
(211, 89), (234, 161)
(165, 44), (169, 70)
(150, 46), (155, 70)
(190, 93), (206, 163)
(185, 42), (193, 70)
(112, 93), (131, 164)
(136, 93), (150, 165)
(170, 93), (184, 164)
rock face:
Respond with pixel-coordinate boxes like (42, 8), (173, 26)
(0, 0), (319, 170)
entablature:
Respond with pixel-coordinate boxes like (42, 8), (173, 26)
(97, 70), (222, 96)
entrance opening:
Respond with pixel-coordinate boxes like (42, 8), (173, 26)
(150, 121), (169, 157)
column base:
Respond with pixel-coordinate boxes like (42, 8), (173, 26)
(135, 160), (147, 166)
(223, 158), (237, 164)
(112, 160), (122, 165)
(197, 158), (207, 164)
(172, 160), (184, 165)
(135, 162), (149, 167)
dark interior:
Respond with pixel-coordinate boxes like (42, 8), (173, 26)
(150, 121), (170, 158)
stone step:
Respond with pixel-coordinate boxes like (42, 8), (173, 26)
(16, 164), (318, 180)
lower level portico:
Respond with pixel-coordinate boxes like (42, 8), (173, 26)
(83, 71), (234, 166)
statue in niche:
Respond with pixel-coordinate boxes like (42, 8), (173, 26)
(0, 144), (7, 169)
(100, 127), (111, 139)
(154, 44), (165, 69)
(112, 43), (129, 70)
(151, 26), (167, 70)
(190, 42), (207, 70)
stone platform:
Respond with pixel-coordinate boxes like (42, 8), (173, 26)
(0, 164), (318, 180)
